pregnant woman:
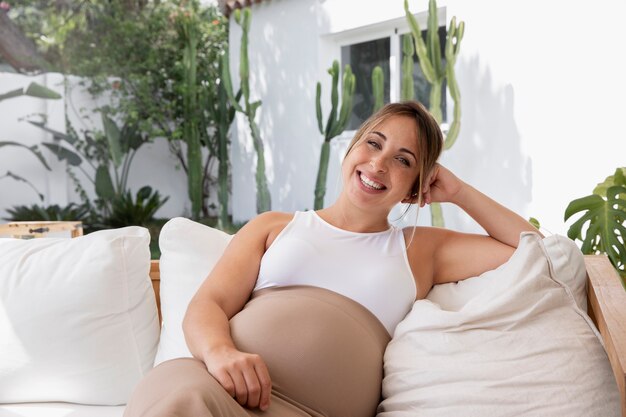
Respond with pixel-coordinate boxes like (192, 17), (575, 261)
(124, 101), (540, 417)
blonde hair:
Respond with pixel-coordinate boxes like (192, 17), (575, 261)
(344, 101), (444, 206)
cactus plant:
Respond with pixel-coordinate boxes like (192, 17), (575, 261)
(401, 34), (415, 101)
(314, 60), (356, 210)
(222, 7), (271, 213)
(210, 56), (240, 229)
(179, 13), (203, 220)
(372, 66), (384, 113)
(404, 0), (464, 226)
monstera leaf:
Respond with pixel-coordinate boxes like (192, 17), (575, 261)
(593, 167), (626, 197)
(565, 182), (626, 277)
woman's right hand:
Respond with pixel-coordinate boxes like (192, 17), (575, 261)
(203, 345), (272, 411)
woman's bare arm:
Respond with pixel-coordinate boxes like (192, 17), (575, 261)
(182, 211), (290, 411)
(418, 165), (541, 285)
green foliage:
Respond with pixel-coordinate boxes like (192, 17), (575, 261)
(7, 0), (95, 71)
(29, 114), (153, 219)
(0, 82), (60, 200)
(404, 0), (464, 227)
(10, 0), (229, 219)
(313, 60), (356, 209)
(4, 202), (91, 222)
(0, 82), (61, 101)
(528, 217), (541, 230)
(565, 168), (626, 280)
(107, 186), (169, 228)
(593, 167), (626, 197)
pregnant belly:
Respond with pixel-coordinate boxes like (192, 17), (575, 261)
(230, 285), (390, 417)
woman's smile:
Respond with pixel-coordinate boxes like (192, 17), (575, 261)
(357, 170), (387, 192)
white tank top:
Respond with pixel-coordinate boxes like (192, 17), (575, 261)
(255, 211), (416, 334)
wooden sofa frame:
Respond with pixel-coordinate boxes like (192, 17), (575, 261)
(148, 255), (626, 416)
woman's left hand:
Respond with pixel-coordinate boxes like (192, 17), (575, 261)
(420, 164), (465, 207)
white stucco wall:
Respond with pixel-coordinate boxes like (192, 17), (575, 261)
(228, 0), (626, 236)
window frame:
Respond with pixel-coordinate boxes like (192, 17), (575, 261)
(324, 8), (449, 139)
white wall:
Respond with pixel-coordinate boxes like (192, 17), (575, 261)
(228, 0), (626, 236)
(0, 73), (189, 220)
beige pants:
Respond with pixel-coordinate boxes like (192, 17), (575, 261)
(125, 286), (391, 417)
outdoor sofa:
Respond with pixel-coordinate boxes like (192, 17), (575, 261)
(0, 217), (624, 417)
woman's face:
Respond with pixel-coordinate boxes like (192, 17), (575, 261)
(341, 115), (420, 212)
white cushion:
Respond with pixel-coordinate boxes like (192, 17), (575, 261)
(543, 234), (588, 311)
(378, 232), (619, 417)
(0, 227), (159, 405)
(153, 217), (232, 365)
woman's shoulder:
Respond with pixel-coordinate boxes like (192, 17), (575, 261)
(401, 225), (453, 258)
(401, 225), (449, 243)
(248, 211), (295, 227)
(241, 211), (296, 250)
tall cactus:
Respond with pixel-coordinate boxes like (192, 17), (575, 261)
(404, 0), (464, 226)
(222, 8), (271, 213)
(401, 34), (415, 101)
(180, 13), (203, 220)
(372, 66), (384, 113)
(210, 57), (239, 229)
(314, 60), (356, 210)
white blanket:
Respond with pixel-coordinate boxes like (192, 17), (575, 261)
(378, 233), (619, 417)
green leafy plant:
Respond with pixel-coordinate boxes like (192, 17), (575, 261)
(0, 82), (61, 102)
(0, 82), (59, 191)
(565, 168), (626, 281)
(4, 202), (91, 222)
(15, 1), (229, 221)
(29, 113), (156, 221)
(404, 0), (464, 226)
(313, 60), (356, 210)
(106, 186), (169, 228)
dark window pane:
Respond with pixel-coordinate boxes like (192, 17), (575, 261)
(341, 37), (390, 130)
(401, 26), (447, 121)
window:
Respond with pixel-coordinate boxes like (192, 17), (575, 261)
(341, 37), (391, 130)
(337, 15), (447, 131)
